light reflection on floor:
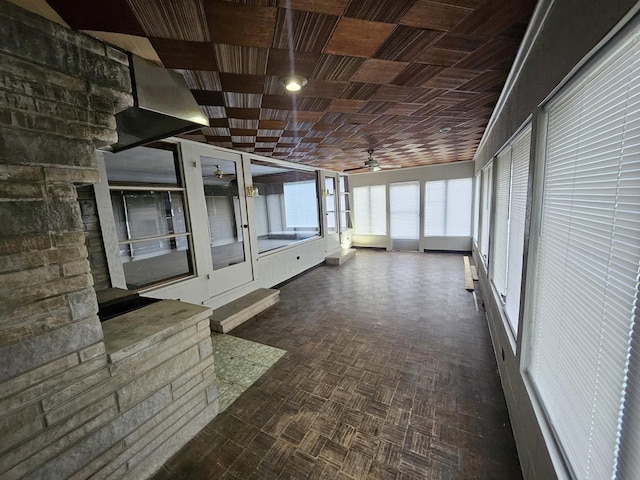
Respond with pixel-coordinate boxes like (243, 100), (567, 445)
(210, 333), (286, 412)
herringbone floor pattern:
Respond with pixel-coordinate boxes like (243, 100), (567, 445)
(153, 250), (522, 479)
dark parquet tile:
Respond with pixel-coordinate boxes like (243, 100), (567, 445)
(152, 250), (522, 479)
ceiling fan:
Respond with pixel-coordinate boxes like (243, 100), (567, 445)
(343, 149), (402, 173)
(203, 165), (236, 181)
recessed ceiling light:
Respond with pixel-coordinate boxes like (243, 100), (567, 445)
(439, 126), (452, 134)
(279, 74), (308, 92)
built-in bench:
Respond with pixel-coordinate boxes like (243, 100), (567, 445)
(325, 248), (356, 266)
(210, 288), (280, 333)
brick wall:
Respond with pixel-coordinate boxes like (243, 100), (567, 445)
(0, 2), (219, 478)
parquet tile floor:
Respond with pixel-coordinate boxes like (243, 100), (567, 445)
(152, 250), (522, 479)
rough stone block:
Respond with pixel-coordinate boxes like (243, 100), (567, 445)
(0, 264), (59, 290)
(0, 199), (82, 236)
(42, 367), (110, 413)
(44, 167), (99, 184)
(0, 357), (107, 417)
(0, 403), (43, 454)
(206, 382), (219, 405)
(79, 342), (106, 363)
(3, 399), (118, 479)
(172, 372), (203, 401)
(21, 386), (171, 480)
(0, 250), (58, 274)
(116, 346), (200, 411)
(124, 401), (219, 480)
(66, 287), (98, 321)
(0, 234), (51, 255)
(6, 273), (92, 310)
(0, 315), (103, 381)
(0, 182), (44, 199)
(0, 164), (44, 182)
(105, 46), (129, 66)
(0, 352), (77, 401)
(67, 440), (124, 480)
(198, 338), (213, 360)
(0, 312), (71, 349)
(62, 259), (90, 277)
(0, 293), (66, 324)
(170, 355), (213, 393)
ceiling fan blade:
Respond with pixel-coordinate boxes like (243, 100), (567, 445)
(343, 166), (367, 172)
(380, 165), (402, 169)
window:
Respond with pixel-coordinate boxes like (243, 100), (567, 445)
(472, 173), (480, 243)
(490, 148), (511, 297)
(104, 144), (193, 289)
(338, 175), (351, 231)
(200, 157), (245, 270)
(250, 160), (320, 253)
(504, 125), (531, 333)
(353, 185), (386, 235)
(424, 178), (472, 237)
(390, 181), (420, 240)
(527, 23), (640, 480)
(325, 177), (337, 234)
(478, 162), (493, 264)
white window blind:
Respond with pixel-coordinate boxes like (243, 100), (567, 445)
(284, 180), (319, 228)
(353, 185), (386, 235)
(424, 181), (446, 236)
(479, 163), (493, 263)
(390, 181), (420, 239)
(528, 24), (640, 480)
(424, 178), (472, 236)
(504, 125), (531, 334)
(491, 147), (512, 297)
(472, 173), (480, 242)
(446, 178), (472, 236)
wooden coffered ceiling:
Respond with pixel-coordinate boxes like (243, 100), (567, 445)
(45, 0), (537, 172)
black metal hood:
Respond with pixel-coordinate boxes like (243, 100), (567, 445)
(110, 54), (209, 152)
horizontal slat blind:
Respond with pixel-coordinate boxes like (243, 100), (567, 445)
(353, 185), (386, 235)
(424, 180), (446, 236)
(504, 125), (532, 334)
(479, 163), (493, 263)
(284, 180), (319, 228)
(528, 25), (640, 480)
(446, 178), (472, 236)
(473, 173), (480, 242)
(491, 148), (512, 297)
(390, 182), (419, 240)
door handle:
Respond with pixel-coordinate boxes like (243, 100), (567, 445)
(242, 224), (248, 228)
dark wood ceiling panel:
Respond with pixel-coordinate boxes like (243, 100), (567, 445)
(47, 0), (536, 170)
(343, 0), (417, 23)
(401, 1), (473, 31)
(48, 0), (145, 35)
(219, 73), (266, 94)
(301, 80), (348, 98)
(373, 26), (442, 61)
(351, 59), (408, 84)
(324, 18), (395, 57)
(272, 9), (338, 53)
(150, 38), (217, 70)
(392, 63), (445, 87)
(179, 70), (221, 91)
(278, 0), (349, 16)
(205, 1), (276, 48)
(267, 49), (321, 78)
(226, 108), (261, 120)
(327, 99), (367, 113)
(214, 45), (269, 74)
(312, 55), (366, 81)
(192, 90), (225, 106)
(129, 0), (209, 41)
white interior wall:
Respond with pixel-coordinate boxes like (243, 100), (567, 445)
(348, 161), (475, 251)
(472, 1), (640, 479)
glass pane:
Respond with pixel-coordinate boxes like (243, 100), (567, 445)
(326, 177), (337, 234)
(251, 160), (320, 253)
(120, 236), (192, 289)
(200, 156), (246, 270)
(104, 144), (180, 186)
(111, 191), (188, 244)
(390, 182), (420, 240)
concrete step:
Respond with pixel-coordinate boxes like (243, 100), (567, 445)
(325, 248), (356, 266)
(210, 288), (280, 333)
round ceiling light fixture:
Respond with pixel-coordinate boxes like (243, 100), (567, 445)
(279, 74), (308, 92)
(439, 126), (452, 134)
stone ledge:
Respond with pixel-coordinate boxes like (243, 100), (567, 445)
(102, 300), (212, 364)
(325, 248), (356, 266)
(210, 288), (280, 334)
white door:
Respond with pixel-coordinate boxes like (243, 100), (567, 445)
(390, 181), (420, 251)
(190, 144), (254, 295)
(324, 174), (340, 252)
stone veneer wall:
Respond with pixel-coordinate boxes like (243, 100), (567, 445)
(77, 185), (110, 291)
(0, 2), (219, 478)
